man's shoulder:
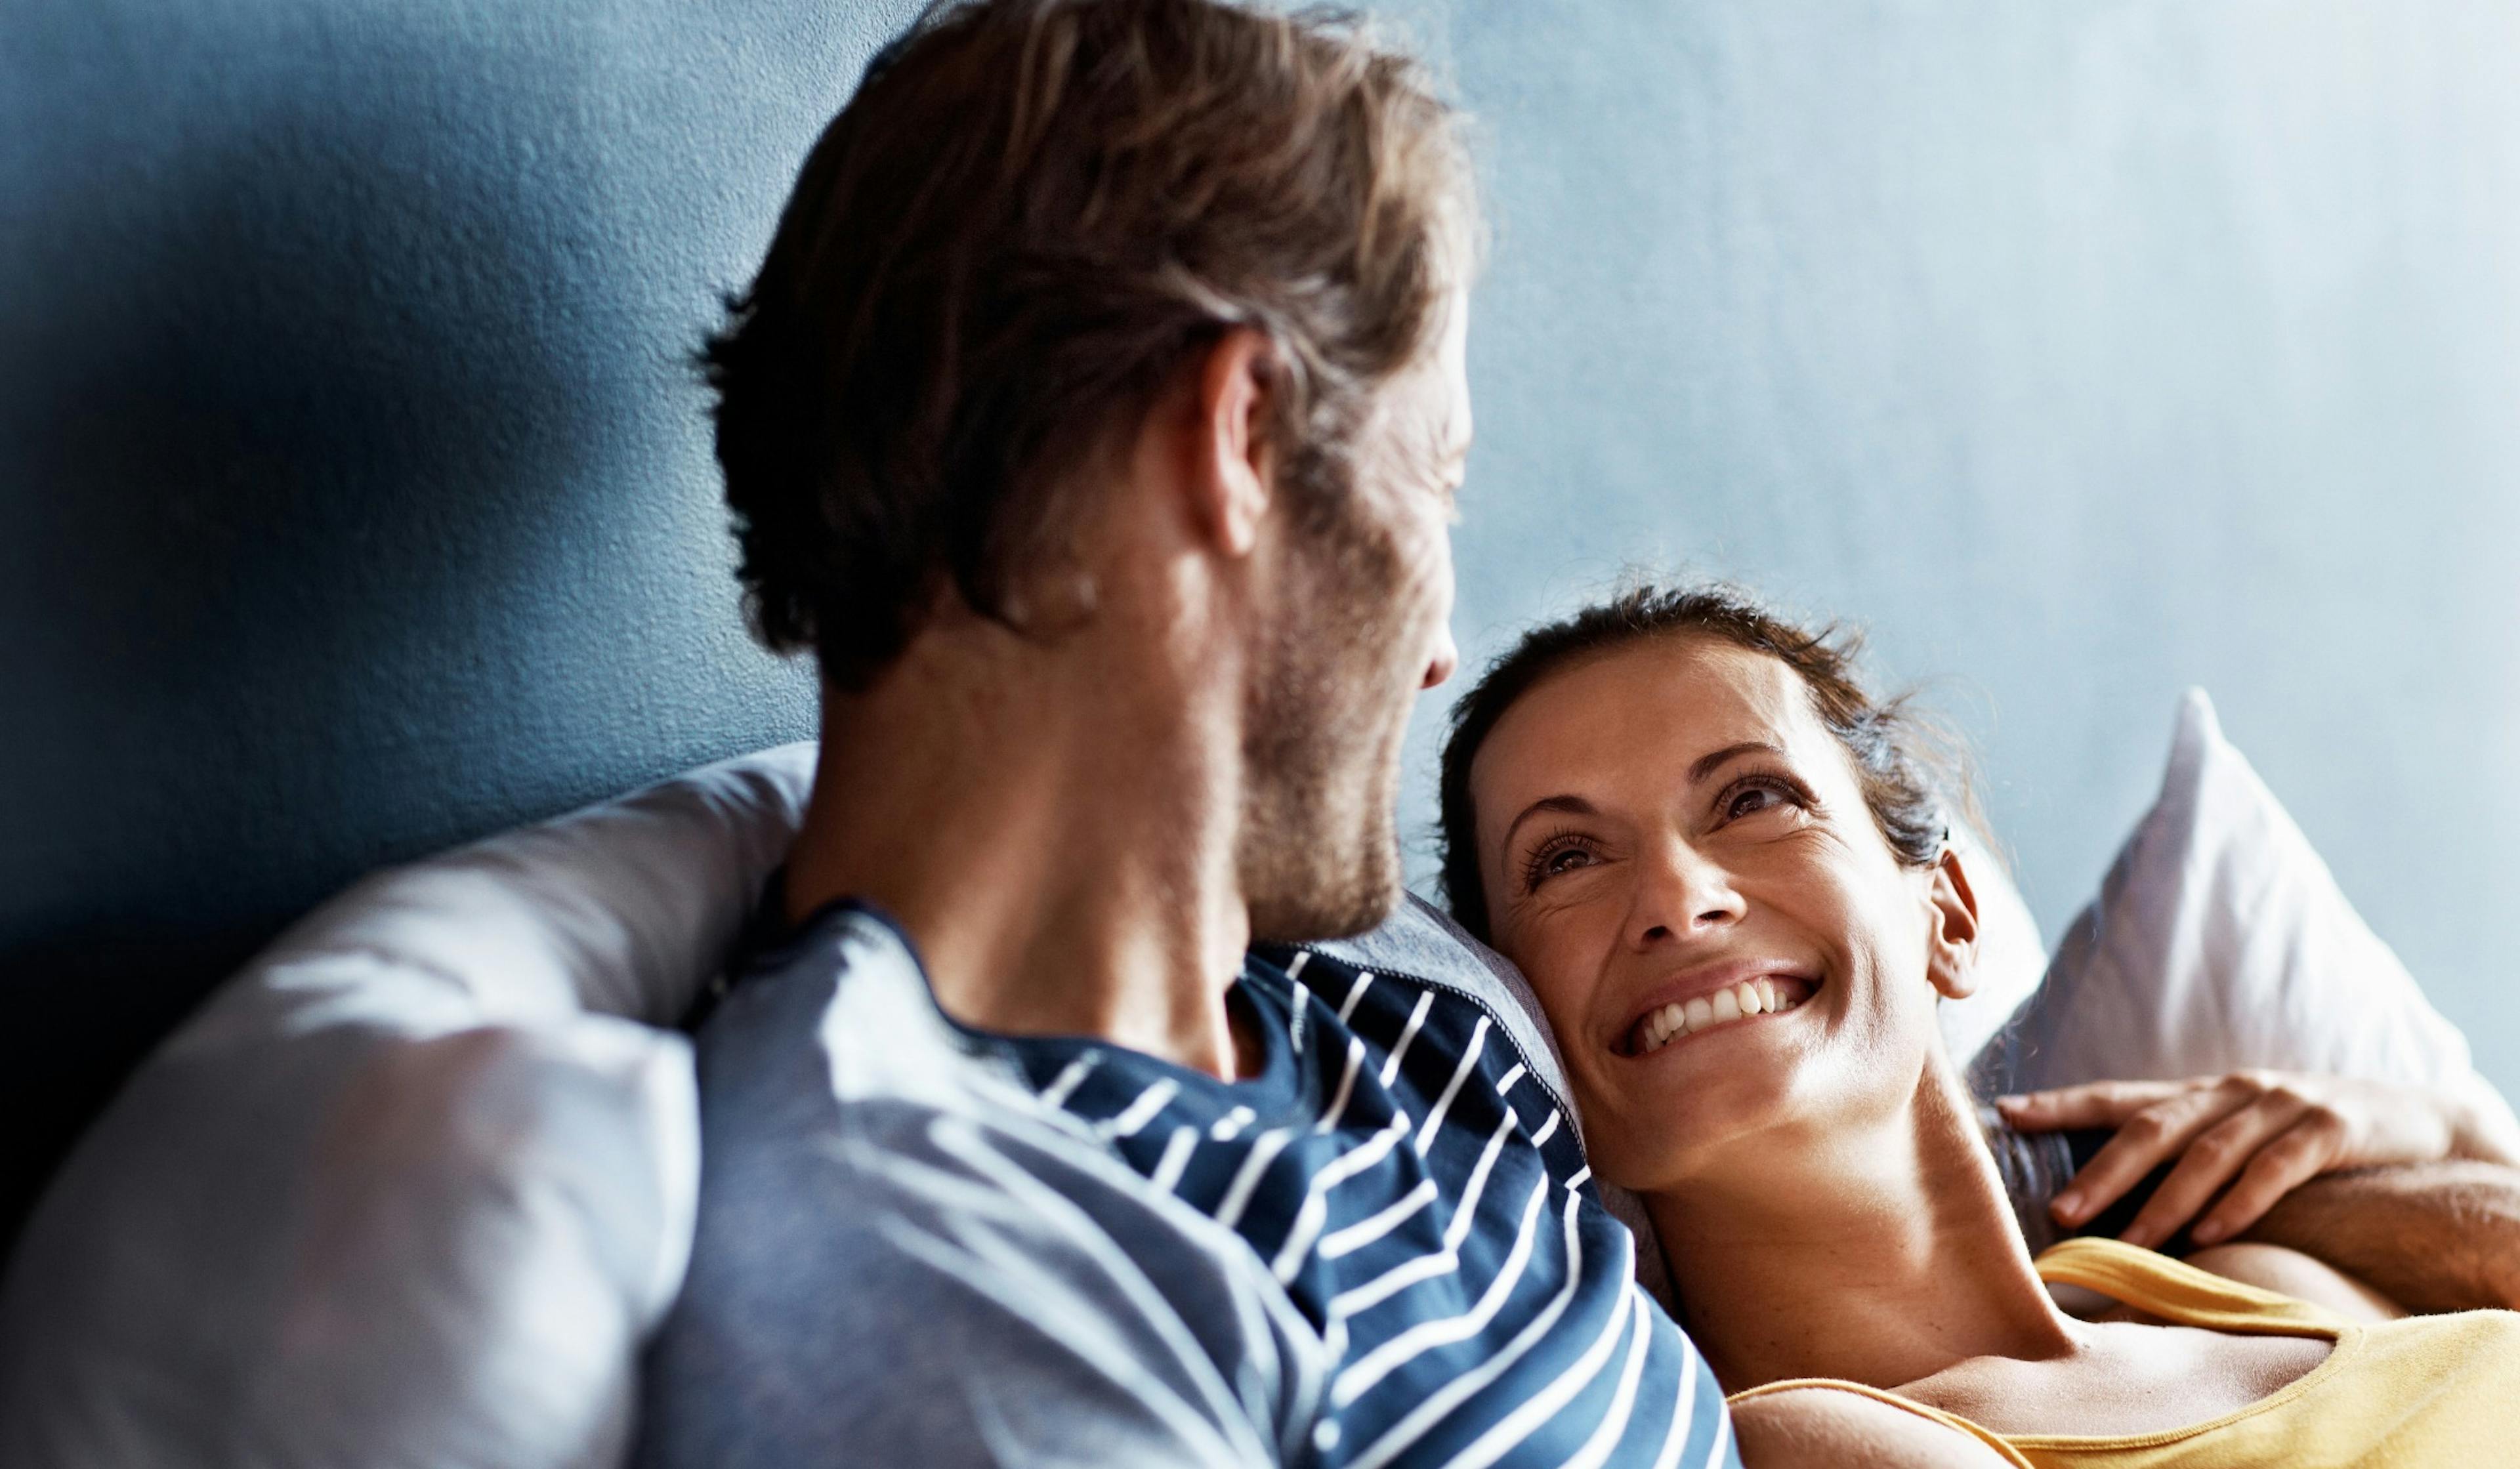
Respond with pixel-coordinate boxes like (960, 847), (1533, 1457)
(643, 903), (1326, 1468)
(1280, 893), (1573, 1107)
(680, 901), (1272, 1275)
(689, 900), (1030, 1119)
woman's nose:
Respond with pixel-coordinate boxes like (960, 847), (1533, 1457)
(1629, 842), (1746, 947)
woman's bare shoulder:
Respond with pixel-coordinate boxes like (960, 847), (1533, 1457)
(1731, 1384), (2023, 1468)
(1901, 1317), (2331, 1440)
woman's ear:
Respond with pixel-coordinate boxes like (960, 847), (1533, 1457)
(1923, 845), (1983, 1001)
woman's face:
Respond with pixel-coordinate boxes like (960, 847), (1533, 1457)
(1469, 636), (1977, 1193)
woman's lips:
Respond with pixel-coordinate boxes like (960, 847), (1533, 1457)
(1624, 975), (1818, 1057)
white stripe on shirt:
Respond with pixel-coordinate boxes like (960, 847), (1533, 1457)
(1444, 1109), (1521, 1252)
(1284, 952), (1312, 1055)
(1379, 991), (1435, 1087)
(1700, 1399), (1732, 1469)
(1648, 1346), (1700, 1469)
(1273, 1113), (1412, 1282)
(1317, 1035), (1368, 1135)
(1442, 1283), (1644, 1469)
(1557, 1289), (1657, 1469)
(1343, 1186), (1592, 1469)
(1337, 969), (1376, 1023)
(1415, 1016), (1490, 1155)
(1100, 1078), (1179, 1139)
(1332, 1172), (1552, 1406)
(1330, 1242), (1458, 1322)
(1213, 1127), (1295, 1230)
(1320, 1176), (1438, 1260)
(1148, 1125), (1200, 1194)
(1036, 1051), (1102, 1109)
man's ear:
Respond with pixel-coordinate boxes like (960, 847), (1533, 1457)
(1179, 327), (1278, 559)
(1923, 844), (1983, 1001)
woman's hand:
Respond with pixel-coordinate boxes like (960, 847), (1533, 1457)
(1996, 1071), (2513, 1250)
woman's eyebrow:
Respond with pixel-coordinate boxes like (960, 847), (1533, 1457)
(1499, 793), (1597, 856)
(1495, 742), (1786, 858)
(1689, 739), (1787, 783)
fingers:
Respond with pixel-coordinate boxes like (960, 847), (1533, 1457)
(2045, 1086), (2241, 1230)
(2189, 1115), (2347, 1244)
(2013, 1071), (2428, 1251)
(2117, 1096), (2313, 1249)
(1996, 1079), (2184, 1133)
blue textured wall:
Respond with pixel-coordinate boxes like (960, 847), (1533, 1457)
(1393, 1), (2520, 1104)
(0, 0), (923, 1231)
(7, 0), (2517, 1233)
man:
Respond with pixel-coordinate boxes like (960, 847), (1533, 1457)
(629, 1), (1832, 1463)
(635, 4), (2517, 1467)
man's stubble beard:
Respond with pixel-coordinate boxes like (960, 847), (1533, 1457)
(1238, 493), (1419, 945)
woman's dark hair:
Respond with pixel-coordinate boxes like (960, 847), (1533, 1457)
(1437, 581), (1973, 941)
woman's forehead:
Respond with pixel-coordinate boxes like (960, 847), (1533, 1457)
(1473, 638), (1827, 805)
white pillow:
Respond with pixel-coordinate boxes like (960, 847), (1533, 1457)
(1971, 690), (2519, 1137)
(0, 743), (816, 1469)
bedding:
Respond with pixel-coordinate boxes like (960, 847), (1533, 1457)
(0, 745), (814, 1469)
(1969, 689), (2519, 1140)
(6, 689), (2508, 1464)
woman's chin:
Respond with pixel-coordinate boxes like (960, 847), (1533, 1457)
(1582, 1009), (1824, 1189)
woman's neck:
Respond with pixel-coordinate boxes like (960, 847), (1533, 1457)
(1642, 1060), (2078, 1392)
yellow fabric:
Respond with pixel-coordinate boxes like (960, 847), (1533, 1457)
(1727, 1237), (2520, 1468)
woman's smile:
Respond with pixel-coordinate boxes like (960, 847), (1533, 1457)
(1458, 629), (1951, 1191)
(1622, 971), (1822, 1057)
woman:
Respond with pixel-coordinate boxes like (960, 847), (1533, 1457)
(1435, 582), (2520, 1466)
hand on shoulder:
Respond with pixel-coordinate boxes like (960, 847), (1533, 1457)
(1996, 1070), (2511, 1249)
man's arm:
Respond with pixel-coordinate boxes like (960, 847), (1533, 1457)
(2236, 1161), (2520, 1314)
(1998, 1071), (2520, 1252)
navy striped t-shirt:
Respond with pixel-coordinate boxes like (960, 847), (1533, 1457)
(638, 901), (1740, 1469)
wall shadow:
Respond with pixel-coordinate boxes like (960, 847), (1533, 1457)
(0, 45), (599, 1247)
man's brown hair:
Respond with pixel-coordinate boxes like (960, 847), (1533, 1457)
(710, 0), (1475, 690)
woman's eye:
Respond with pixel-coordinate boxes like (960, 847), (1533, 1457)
(1523, 840), (1599, 890)
(1727, 787), (1778, 819)
(1544, 847), (1595, 876)
(1721, 777), (1807, 823)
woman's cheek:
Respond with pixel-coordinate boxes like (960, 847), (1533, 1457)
(1526, 932), (1591, 1037)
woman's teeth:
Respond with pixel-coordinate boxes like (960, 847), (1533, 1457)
(1632, 978), (1809, 1055)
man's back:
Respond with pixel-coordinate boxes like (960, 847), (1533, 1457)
(646, 3), (1738, 1461)
(637, 902), (1735, 1466)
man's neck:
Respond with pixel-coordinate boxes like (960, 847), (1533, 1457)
(782, 617), (1254, 1079)
(1643, 1062), (2077, 1393)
